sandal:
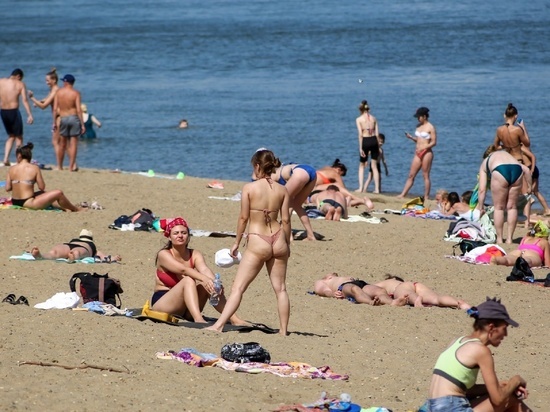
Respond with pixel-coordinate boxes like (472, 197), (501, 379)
(91, 201), (104, 210)
(15, 296), (29, 306)
(2, 293), (16, 304)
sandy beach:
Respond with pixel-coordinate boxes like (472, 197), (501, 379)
(0, 167), (548, 412)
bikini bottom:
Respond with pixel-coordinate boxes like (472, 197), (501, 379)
(248, 228), (282, 246)
(416, 148), (432, 160)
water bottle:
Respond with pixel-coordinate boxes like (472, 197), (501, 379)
(209, 273), (222, 306)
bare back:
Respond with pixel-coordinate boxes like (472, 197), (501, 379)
(494, 124), (528, 162)
(356, 112), (376, 137)
(55, 87), (81, 117)
(7, 163), (41, 200)
(0, 77), (24, 110)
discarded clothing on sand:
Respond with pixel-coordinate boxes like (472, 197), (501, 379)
(157, 349), (349, 380)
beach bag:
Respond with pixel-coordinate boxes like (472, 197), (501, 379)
(221, 342), (271, 364)
(506, 257), (534, 283)
(130, 208), (156, 231)
(69, 272), (123, 307)
(452, 239), (487, 256)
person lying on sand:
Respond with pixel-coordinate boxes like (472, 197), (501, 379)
(490, 220), (550, 268)
(315, 185), (348, 221)
(313, 272), (408, 306)
(31, 229), (120, 263)
(375, 275), (471, 309)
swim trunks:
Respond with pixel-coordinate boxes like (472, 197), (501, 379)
(1, 108), (23, 136)
(59, 115), (81, 137)
(321, 198), (344, 211)
(338, 279), (368, 291)
(360, 136), (379, 163)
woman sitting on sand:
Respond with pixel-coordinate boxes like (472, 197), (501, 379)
(5, 143), (82, 212)
(31, 229), (121, 263)
(420, 297), (530, 412)
(491, 220), (550, 268)
(207, 149), (291, 335)
(152, 217), (248, 325)
(375, 275), (471, 309)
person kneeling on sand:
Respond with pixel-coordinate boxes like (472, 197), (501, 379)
(31, 229), (121, 262)
(316, 185), (348, 221)
(491, 220), (550, 268)
(313, 272), (408, 306)
(375, 275), (471, 309)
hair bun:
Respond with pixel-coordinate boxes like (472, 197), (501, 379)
(507, 103), (514, 108)
(27, 142), (34, 150)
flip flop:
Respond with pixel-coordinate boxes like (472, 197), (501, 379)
(2, 294), (16, 304)
(15, 296), (29, 306)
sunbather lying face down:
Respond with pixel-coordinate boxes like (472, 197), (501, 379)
(313, 273), (408, 306)
(374, 275), (471, 310)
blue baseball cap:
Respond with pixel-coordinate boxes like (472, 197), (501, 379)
(61, 74), (75, 84)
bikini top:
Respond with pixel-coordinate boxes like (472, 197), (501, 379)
(518, 238), (544, 261)
(11, 179), (35, 185)
(276, 163), (297, 186)
(415, 131), (430, 140)
(67, 238), (97, 256)
(156, 249), (194, 289)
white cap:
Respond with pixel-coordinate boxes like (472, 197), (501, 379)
(215, 248), (242, 268)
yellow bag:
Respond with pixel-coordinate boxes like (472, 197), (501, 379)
(141, 300), (179, 324)
(402, 196), (424, 209)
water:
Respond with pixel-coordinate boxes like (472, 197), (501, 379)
(2, 0), (550, 200)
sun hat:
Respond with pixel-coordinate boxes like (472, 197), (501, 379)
(61, 74), (75, 84)
(468, 297), (519, 327)
(413, 107), (429, 118)
(215, 248), (242, 268)
(79, 229), (93, 240)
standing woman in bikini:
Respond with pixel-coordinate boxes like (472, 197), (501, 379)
(27, 68), (61, 167)
(492, 103), (530, 163)
(5, 143), (81, 211)
(356, 100), (381, 193)
(271, 157), (317, 241)
(207, 149), (291, 335)
(397, 107), (437, 200)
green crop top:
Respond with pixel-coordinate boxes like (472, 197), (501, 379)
(433, 337), (481, 391)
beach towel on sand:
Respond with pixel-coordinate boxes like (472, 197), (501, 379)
(9, 252), (117, 264)
(157, 349), (349, 380)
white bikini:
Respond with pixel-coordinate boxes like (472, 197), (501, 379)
(415, 131), (430, 140)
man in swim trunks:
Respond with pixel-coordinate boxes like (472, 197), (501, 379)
(313, 273), (408, 306)
(0, 68), (33, 166)
(53, 74), (85, 171)
(315, 185), (349, 221)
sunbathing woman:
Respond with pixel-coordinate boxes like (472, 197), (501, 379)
(315, 158), (347, 187)
(491, 220), (550, 268)
(31, 229), (120, 262)
(5, 143), (82, 211)
(271, 156), (317, 240)
(313, 273), (408, 306)
(207, 149), (291, 335)
(397, 107), (437, 200)
(421, 297), (530, 411)
(375, 275), (471, 309)
(443, 191), (481, 222)
(152, 217), (248, 325)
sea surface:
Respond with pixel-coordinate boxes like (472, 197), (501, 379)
(2, 0), (550, 200)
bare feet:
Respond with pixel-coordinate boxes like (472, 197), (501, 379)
(204, 325), (222, 333)
(396, 195), (405, 199)
(457, 300), (471, 310)
(371, 296), (382, 306)
(67, 251), (76, 263)
(31, 247), (42, 259)
(391, 295), (409, 306)
(414, 296), (424, 308)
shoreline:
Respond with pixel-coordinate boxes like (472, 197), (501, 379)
(0, 167), (547, 411)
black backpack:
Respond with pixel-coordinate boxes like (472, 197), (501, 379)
(221, 342), (271, 364)
(69, 272), (124, 307)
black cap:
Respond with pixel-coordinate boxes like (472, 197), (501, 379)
(61, 74), (75, 85)
(471, 297), (519, 327)
(414, 107), (429, 118)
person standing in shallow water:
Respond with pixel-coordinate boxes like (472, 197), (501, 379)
(355, 100), (381, 193)
(28, 68), (61, 163)
(397, 107), (437, 200)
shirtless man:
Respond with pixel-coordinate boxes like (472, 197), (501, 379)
(316, 185), (348, 221)
(375, 275), (471, 309)
(0, 68), (33, 166)
(53, 74), (85, 171)
(313, 272), (408, 306)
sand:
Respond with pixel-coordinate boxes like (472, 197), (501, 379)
(0, 167), (548, 412)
